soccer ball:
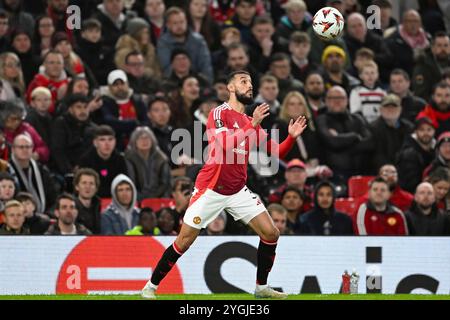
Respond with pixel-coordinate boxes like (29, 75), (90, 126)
(312, 7), (345, 41)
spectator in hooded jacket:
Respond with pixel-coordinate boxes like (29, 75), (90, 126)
(405, 182), (450, 236)
(396, 116), (436, 193)
(354, 177), (409, 235)
(101, 174), (140, 235)
(299, 180), (354, 235)
(417, 82), (450, 137)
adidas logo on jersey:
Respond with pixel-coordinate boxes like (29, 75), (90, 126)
(233, 121), (240, 129)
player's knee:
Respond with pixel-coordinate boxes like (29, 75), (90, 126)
(264, 227), (280, 242)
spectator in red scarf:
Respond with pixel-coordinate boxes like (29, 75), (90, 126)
(417, 82), (450, 137)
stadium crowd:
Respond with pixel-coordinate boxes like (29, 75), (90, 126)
(0, 0), (449, 236)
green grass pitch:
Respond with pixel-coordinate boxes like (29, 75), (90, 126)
(1, 294), (450, 300)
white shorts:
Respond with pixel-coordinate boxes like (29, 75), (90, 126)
(183, 185), (267, 229)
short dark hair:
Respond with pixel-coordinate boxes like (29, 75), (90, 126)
(15, 192), (37, 208)
(94, 125), (115, 138)
(236, 0), (257, 6)
(433, 81), (450, 94)
(0, 172), (14, 184)
(0, 9), (8, 19)
(270, 52), (290, 64)
(148, 96), (170, 111)
(140, 207), (155, 220)
(252, 15), (273, 27)
(432, 30), (449, 44)
(369, 176), (388, 188)
(81, 18), (101, 32)
(427, 167), (450, 184)
(371, 0), (392, 9)
(172, 176), (192, 192)
(227, 42), (248, 55)
(125, 50), (143, 65)
(170, 48), (190, 63)
(43, 49), (63, 62)
(65, 93), (89, 108)
(227, 70), (251, 84)
(73, 168), (100, 189)
(281, 186), (306, 201)
(290, 31), (310, 44)
(355, 47), (375, 59)
(390, 68), (410, 81)
(55, 193), (76, 210)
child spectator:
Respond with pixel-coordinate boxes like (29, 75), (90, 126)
(350, 61), (386, 123)
(0, 173), (16, 224)
(0, 200), (30, 235)
(126, 207), (161, 236)
(348, 47), (375, 79)
(25, 86), (52, 147)
(16, 191), (50, 235)
(289, 31), (317, 83)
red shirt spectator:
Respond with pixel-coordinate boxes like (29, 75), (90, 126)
(354, 177), (409, 235)
(26, 51), (69, 114)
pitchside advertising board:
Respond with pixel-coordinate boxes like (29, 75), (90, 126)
(0, 236), (449, 295)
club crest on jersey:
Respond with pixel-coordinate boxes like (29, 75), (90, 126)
(215, 119), (224, 128)
(193, 216), (202, 224)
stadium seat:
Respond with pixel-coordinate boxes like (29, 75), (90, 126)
(334, 198), (357, 217)
(347, 176), (375, 198)
(140, 198), (175, 212)
(100, 198), (112, 212)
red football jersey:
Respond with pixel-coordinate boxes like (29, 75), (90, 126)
(193, 103), (294, 196)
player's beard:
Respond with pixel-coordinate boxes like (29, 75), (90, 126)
(236, 90), (254, 105)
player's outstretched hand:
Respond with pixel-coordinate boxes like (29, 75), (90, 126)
(288, 116), (307, 139)
(251, 103), (270, 127)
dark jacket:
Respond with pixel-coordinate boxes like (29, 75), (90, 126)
(405, 202), (450, 235)
(369, 117), (414, 174)
(417, 102), (450, 137)
(77, 147), (128, 198)
(125, 147), (172, 200)
(25, 108), (52, 148)
(385, 28), (430, 76)
(127, 73), (162, 96)
(92, 7), (130, 53)
(316, 110), (373, 178)
(344, 31), (392, 82)
(75, 196), (102, 235)
(413, 47), (450, 100)
(274, 75), (304, 103)
(51, 112), (97, 174)
(396, 134), (435, 193)
(424, 154), (450, 178)
(11, 47), (41, 86)
(45, 222), (92, 235)
(75, 37), (114, 86)
(149, 123), (176, 168)
(298, 181), (354, 235)
(0, 224), (30, 235)
(272, 118), (323, 163)
(24, 213), (51, 235)
(399, 92), (427, 123)
(276, 15), (311, 50)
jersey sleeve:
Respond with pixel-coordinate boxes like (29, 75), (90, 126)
(207, 108), (256, 152)
(255, 124), (294, 160)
